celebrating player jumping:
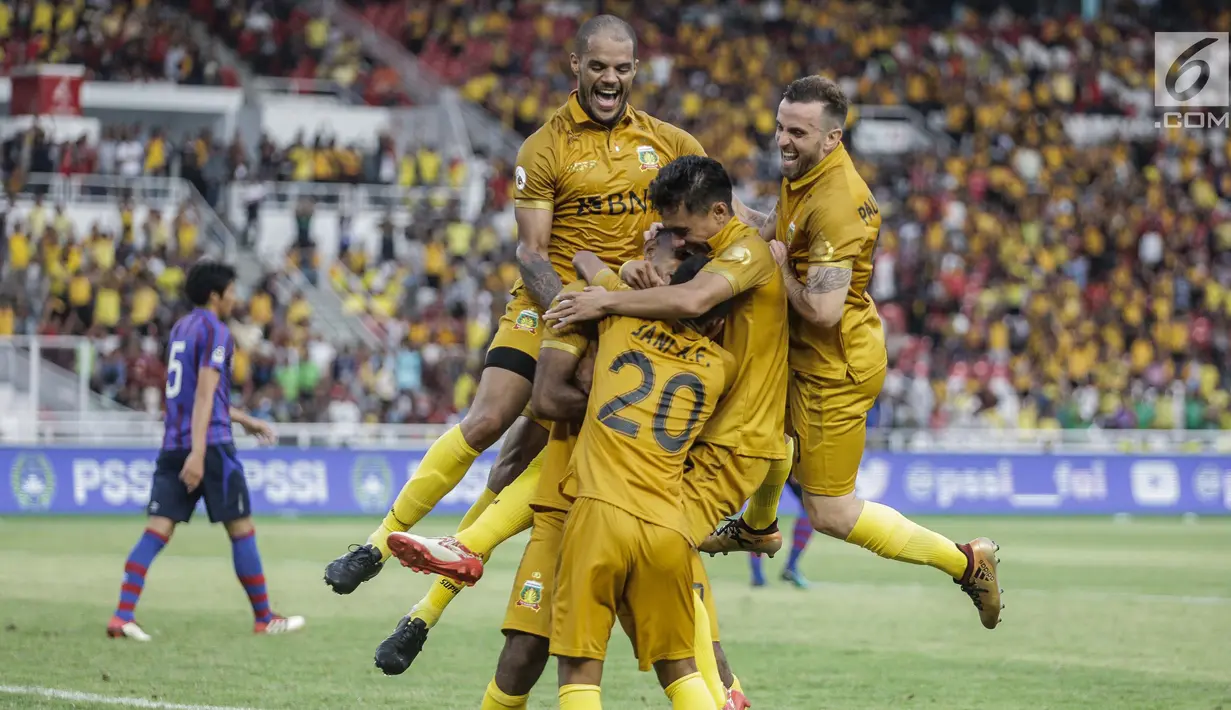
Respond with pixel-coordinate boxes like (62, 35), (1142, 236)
(707, 75), (1004, 629)
(332, 12), (716, 672)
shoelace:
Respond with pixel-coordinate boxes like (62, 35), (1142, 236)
(439, 537), (472, 557)
(715, 518), (752, 546)
(346, 544), (379, 566)
(959, 582), (984, 610)
(392, 619), (425, 651)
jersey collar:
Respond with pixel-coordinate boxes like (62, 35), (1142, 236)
(567, 90), (634, 129)
(786, 142), (848, 191)
(705, 216), (753, 255)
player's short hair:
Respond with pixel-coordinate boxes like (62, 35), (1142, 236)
(671, 254), (733, 328)
(647, 155), (733, 217)
(185, 261), (237, 307)
(575, 14), (637, 57)
(783, 75), (849, 130)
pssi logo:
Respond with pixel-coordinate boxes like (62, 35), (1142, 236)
(11, 453), (55, 510)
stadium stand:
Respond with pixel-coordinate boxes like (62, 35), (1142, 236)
(1, 0), (1228, 430)
(0, 0), (239, 85)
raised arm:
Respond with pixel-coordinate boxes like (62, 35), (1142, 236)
(547, 270), (734, 326)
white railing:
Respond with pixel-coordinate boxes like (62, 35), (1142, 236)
(250, 75), (363, 104)
(15, 416), (452, 449)
(6, 416), (1231, 453)
(226, 180), (468, 218)
(21, 173), (237, 259)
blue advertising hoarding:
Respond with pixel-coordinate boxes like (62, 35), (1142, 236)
(3, 447), (1230, 516)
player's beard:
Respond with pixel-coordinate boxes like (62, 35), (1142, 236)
(781, 148), (820, 181)
(583, 82), (627, 126)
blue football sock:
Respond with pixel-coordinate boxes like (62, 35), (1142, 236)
(115, 528), (168, 621)
(749, 553), (765, 586)
(231, 531), (273, 623)
(787, 516), (813, 572)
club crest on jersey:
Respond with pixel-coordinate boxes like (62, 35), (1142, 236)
(513, 309), (539, 334)
(787, 221), (797, 241)
(515, 166), (528, 191)
(636, 145), (661, 171)
(516, 579), (543, 611)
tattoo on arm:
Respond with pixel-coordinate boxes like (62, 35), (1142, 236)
(518, 247), (563, 308)
(807, 266), (852, 294)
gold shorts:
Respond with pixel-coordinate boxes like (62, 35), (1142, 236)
(679, 441), (772, 644)
(681, 441), (773, 545)
(502, 508), (566, 638)
(550, 498), (695, 671)
(486, 286), (543, 382)
(788, 367), (886, 496)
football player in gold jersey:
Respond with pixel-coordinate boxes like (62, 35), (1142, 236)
(326, 14), (709, 661)
(551, 258), (735, 710)
(706, 75), (1004, 630)
(383, 237), (745, 709)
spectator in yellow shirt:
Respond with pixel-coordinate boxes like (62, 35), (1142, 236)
(68, 271), (92, 326)
(94, 275), (122, 329)
(7, 225), (30, 271)
(0, 299), (14, 336)
(249, 289), (274, 329)
(130, 277), (160, 331)
(156, 262), (185, 299)
(145, 129), (168, 176)
(287, 292), (312, 326)
(31, 0), (54, 34)
(145, 208), (169, 249)
(90, 229), (116, 272)
(417, 148), (441, 185)
(445, 218), (473, 258)
(313, 138), (338, 182)
(175, 207), (198, 256)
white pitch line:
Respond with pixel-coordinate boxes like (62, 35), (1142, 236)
(0, 685), (264, 710)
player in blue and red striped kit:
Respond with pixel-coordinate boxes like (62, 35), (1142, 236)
(107, 261), (305, 641)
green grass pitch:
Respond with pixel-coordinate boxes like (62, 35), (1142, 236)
(1, 516), (1229, 709)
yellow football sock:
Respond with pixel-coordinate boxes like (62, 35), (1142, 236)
(559, 683), (601, 709)
(455, 449), (544, 555)
(459, 486), (498, 532)
(368, 425), (480, 560)
(741, 436), (794, 531)
(730, 675), (743, 695)
(405, 493), (494, 631)
(845, 501), (968, 579)
(408, 575), (467, 629)
(691, 590), (725, 708)
(664, 672), (712, 710)
(481, 678), (529, 709)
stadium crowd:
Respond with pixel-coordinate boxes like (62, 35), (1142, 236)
(0, 0), (237, 84)
(1, 0), (1229, 431)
